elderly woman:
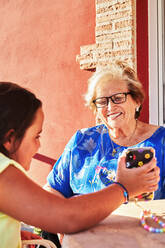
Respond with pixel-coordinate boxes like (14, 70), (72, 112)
(46, 62), (165, 200)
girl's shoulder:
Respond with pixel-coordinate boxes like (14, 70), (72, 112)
(0, 153), (27, 175)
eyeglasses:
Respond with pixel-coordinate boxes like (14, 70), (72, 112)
(93, 92), (131, 108)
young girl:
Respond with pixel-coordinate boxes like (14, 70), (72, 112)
(0, 82), (159, 248)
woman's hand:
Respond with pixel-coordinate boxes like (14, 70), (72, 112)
(116, 153), (160, 199)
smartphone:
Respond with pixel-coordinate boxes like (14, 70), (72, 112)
(126, 147), (155, 201)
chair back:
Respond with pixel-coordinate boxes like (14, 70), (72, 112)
(22, 239), (57, 248)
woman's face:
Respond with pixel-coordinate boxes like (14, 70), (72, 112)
(95, 79), (138, 129)
(10, 107), (44, 170)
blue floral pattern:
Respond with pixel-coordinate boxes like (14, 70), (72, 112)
(47, 125), (165, 199)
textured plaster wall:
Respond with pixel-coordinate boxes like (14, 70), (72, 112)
(0, 0), (96, 185)
(0, 0), (95, 161)
(0, 1), (149, 185)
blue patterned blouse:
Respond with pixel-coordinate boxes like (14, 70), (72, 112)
(47, 125), (165, 199)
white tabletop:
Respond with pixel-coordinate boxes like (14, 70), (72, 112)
(62, 200), (165, 248)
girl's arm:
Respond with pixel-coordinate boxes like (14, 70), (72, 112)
(0, 157), (159, 234)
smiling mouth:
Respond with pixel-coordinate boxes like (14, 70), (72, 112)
(107, 112), (122, 120)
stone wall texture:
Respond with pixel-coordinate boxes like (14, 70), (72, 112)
(77, 0), (136, 70)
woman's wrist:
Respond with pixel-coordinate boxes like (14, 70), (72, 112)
(112, 182), (129, 204)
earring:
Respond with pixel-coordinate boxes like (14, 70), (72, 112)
(135, 106), (140, 120)
(136, 106), (139, 112)
(96, 115), (102, 125)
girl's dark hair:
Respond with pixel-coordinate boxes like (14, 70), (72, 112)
(0, 82), (42, 156)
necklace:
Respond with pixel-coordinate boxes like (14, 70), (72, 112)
(109, 120), (138, 157)
(111, 145), (122, 157)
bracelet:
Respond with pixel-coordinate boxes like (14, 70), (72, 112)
(113, 182), (129, 204)
(140, 210), (165, 233)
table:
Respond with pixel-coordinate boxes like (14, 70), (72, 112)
(62, 200), (165, 248)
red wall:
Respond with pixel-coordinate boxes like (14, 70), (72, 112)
(0, 1), (149, 185)
(0, 0), (96, 163)
(136, 0), (149, 122)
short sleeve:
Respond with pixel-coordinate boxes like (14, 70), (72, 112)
(47, 149), (73, 198)
(0, 153), (26, 175)
(47, 131), (82, 198)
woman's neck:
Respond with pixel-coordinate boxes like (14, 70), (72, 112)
(108, 120), (138, 146)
